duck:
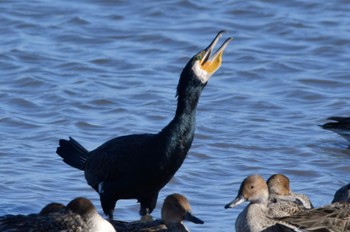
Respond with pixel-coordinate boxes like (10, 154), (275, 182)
(276, 202), (350, 231)
(111, 193), (204, 232)
(320, 116), (350, 142)
(56, 31), (233, 219)
(225, 174), (350, 232)
(224, 175), (284, 232)
(0, 197), (116, 232)
(39, 202), (65, 215)
(161, 193), (204, 231)
(267, 173), (313, 217)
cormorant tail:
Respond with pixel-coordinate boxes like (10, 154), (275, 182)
(56, 137), (89, 170)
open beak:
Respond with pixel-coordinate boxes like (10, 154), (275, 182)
(200, 30), (233, 74)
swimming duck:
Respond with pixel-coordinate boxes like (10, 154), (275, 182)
(112, 193), (204, 232)
(276, 202), (350, 231)
(267, 174), (313, 217)
(224, 175), (284, 232)
(161, 193), (204, 231)
(225, 175), (350, 232)
(39, 202), (65, 215)
(56, 31), (233, 219)
(320, 116), (350, 142)
(0, 197), (116, 232)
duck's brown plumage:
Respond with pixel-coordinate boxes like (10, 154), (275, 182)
(111, 193), (203, 232)
(0, 197), (115, 232)
(225, 175), (350, 232)
(39, 202), (65, 215)
(276, 202), (350, 231)
(267, 174), (313, 215)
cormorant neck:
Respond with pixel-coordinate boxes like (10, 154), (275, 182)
(168, 82), (204, 132)
(158, 79), (205, 161)
(175, 76), (205, 117)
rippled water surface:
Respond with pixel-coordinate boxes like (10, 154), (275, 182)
(1, 1), (350, 231)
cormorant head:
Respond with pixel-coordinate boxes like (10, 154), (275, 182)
(177, 31), (232, 97)
(192, 30), (233, 83)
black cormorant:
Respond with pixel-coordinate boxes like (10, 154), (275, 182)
(320, 116), (350, 142)
(56, 31), (232, 219)
(332, 183), (350, 203)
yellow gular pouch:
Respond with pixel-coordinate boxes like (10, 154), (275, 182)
(200, 51), (223, 75)
(193, 32), (232, 84)
(192, 50), (224, 84)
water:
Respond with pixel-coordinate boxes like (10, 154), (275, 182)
(1, 0), (350, 231)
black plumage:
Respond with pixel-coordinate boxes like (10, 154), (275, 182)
(320, 116), (350, 142)
(56, 31), (232, 219)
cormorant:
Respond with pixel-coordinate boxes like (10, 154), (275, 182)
(332, 183), (350, 203)
(320, 116), (350, 142)
(56, 31), (232, 219)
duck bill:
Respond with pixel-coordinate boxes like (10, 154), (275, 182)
(224, 195), (246, 209)
(200, 30), (233, 75)
(184, 212), (204, 224)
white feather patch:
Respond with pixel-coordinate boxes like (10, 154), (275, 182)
(192, 61), (210, 83)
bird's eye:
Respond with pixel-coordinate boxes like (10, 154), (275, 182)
(250, 185), (254, 189)
(196, 55), (202, 61)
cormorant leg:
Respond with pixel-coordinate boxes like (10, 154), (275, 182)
(100, 194), (116, 220)
(139, 193), (158, 216)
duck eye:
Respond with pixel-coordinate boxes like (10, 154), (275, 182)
(250, 185), (254, 189)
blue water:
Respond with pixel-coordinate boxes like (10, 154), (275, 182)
(1, 1), (350, 231)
